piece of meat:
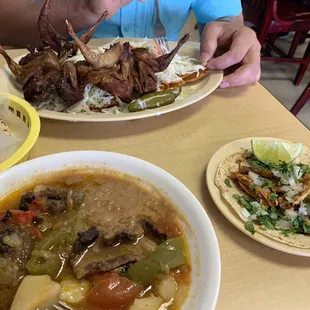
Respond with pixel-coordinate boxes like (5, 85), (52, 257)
(75, 60), (92, 78)
(142, 219), (167, 244)
(57, 61), (86, 107)
(137, 61), (158, 93)
(38, 0), (67, 53)
(132, 33), (190, 73)
(23, 67), (61, 104)
(0, 46), (61, 86)
(231, 173), (277, 207)
(71, 227), (100, 267)
(100, 218), (145, 246)
(66, 20), (122, 69)
(32, 186), (85, 214)
(155, 33), (189, 72)
(239, 165), (275, 179)
(294, 176), (310, 205)
(19, 192), (35, 211)
(278, 197), (293, 210)
(75, 254), (142, 279)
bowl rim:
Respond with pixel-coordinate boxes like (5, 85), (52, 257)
(0, 92), (41, 172)
(0, 150), (221, 309)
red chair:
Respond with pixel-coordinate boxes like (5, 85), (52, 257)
(290, 81), (310, 115)
(242, 0), (310, 86)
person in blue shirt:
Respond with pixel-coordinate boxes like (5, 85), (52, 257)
(0, 0), (261, 88)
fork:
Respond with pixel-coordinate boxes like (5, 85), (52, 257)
(53, 301), (73, 310)
(153, 0), (169, 52)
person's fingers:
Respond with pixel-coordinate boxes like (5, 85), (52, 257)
(208, 27), (258, 70)
(200, 23), (223, 66)
(219, 43), (261, 88)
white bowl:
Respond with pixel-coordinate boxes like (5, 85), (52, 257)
(0, 151), (221, 310)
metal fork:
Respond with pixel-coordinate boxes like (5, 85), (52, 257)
(153, 0), (169, 52)
(53, 301), (73, 310)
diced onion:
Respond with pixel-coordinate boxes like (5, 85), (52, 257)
(276, 220), (292, 229)
(288, 176), (296, 187)
(294, 165), (303, 180)
(270, 213), (278, 220)
(298, 205), (308, 215)
(248, 172), (263, 186)
(250, 201), (261, 209)
(284, 209), (298, 219)
(250, 214), (257, 220)
(272, 169), (282, 178)
(241, 208), (251, 218)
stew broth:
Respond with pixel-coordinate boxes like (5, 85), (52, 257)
(0, 170), (191, 310)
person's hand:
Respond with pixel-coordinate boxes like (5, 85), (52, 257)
(87, 0), (145, 19)
(200, 21), (261, 88)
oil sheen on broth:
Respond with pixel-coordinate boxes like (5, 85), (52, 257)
(0, 170), (191, 310)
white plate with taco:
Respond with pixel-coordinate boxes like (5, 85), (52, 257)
(207, 137), (310, 256)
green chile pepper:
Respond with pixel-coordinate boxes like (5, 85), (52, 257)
(128, 86), (182, 112)
(26, 250), (62, 278)
(125, 237), (187, 285)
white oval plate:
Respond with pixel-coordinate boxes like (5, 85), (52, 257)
(0, 150), (221, 309)
(206, 137), (310, 257)
(0, 42), (223, 122)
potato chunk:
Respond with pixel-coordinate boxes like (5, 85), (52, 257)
(60, 276), (91, 304)
(129, 295), (163, 310)
(155, 276), (178, 301)
(10, 275), (61, 310)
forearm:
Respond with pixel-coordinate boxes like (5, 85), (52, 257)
(0, 0), (95, 47)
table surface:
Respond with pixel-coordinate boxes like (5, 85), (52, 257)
(1, 40), (310, 310)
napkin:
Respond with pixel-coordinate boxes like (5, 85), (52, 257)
(0, 96), (29, 164)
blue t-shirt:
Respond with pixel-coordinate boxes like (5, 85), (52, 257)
(90, 0), (242, 41)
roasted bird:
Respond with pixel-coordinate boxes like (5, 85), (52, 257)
(0, 0), (190, 111)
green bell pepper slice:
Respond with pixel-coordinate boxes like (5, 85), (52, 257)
(125, 237), (187, 285)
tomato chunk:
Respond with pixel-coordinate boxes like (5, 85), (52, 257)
(85, 273), (141, 310)
(0, 210), (37, 225)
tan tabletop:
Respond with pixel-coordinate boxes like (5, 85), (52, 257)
(1, 40), (310, 310)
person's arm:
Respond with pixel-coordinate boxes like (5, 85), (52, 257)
(0, 0), (141, 47)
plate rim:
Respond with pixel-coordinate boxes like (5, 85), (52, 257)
(206, 137), (310, 257)
(0, 42), (223, 122)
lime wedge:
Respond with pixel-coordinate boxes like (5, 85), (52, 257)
(251, 140), (303, 163)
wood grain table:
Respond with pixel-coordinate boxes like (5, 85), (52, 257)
(1, 40), (310, 310)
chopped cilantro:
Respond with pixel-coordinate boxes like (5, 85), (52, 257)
(298, 164), (310, 177)
(257, 215), (275, 230)
(250, 157), (270, 171)
(245, 221), (255, 235)
(225, 178), (232, 188)
(259, 177), (274, 188)
(233, 195), (254, 213)
(302, 223), (310, 234)
(269, 193), (278, 201)
(249, 184), (257, 191)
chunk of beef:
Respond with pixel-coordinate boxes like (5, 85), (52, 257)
(100, 218), (144, 246)
(19, 192), (35, 211)
(74, 254), (142, 279)
(32, 186), (85, 214)
(142, 219), (168, 244)
(71, 227), (100, 267)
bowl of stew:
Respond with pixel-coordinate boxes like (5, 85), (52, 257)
(0, 151), (221, 310)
